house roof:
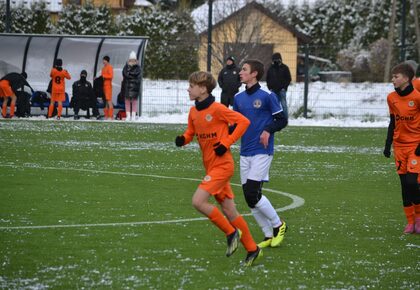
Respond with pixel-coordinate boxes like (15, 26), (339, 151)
(194, 1), (311, 44)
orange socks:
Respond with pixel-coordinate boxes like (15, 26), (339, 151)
(57, 104), (62, 118)
(404, 206), (415, 224)
(208, 207), (235, 236)
(104, 108), (109, 118)
(48, 104), (54, 118)
(231, 215), (257, 252)
(109, 107), (113, 119)
(9, 103), (15, 117)
(414, 204), (420, 220)
(2, 103), (7, 117)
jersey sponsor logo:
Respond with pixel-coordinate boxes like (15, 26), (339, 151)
(253, 99), (262, 109)
(395, 114), (414, 121)
(203, 175), (211, 182)
(196, 132), (217, 140)
(205, 114), (213, 122)
(409, 101), (415, 107)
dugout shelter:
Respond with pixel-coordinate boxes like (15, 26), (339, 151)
(0, 33), (148, 115)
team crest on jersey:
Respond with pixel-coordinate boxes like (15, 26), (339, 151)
(205, 114), (213, 122)
(408, 101), (415, 107)
(253, 99), (262, 109)
(412, 159), (418, 165)
(203, 175), (211, 182)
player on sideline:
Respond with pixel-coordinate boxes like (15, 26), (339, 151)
(233, 59), (288, 248)
(49, 59), (71, 120)
(175, 71), (262, 266)
(102, 56), (114, 120)
(383, 63), (420, 234)
(0, 72), (32, 118)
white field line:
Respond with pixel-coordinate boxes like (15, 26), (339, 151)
(0, 164), (305, 230)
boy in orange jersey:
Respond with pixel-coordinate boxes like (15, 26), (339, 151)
(49, 59), (71, 119)
(175, 71), (262, 266)
(101, 56), (113, 120)
(383, 63), (420, 234)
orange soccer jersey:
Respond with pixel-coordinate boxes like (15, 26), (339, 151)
(183, 102), (249, 172)
(102, 64), (113, 101)
(413, 78), (420, 92)
(387, 89), (420, 147)
(182, 101), (249, 196)
(50, 68), (71, 101)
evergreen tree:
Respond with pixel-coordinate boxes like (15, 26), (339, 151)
(0, 2), (52, 34)
(54, 3), (114, 35)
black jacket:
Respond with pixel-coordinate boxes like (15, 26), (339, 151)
(266, 63), (291, 93)
(1, 72), (33, 93)
(217, 64), (241, 95)
(122, 63), (141, 100)
(72, 79), (96, 109)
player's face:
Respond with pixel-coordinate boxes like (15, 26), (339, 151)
(240, 64), (255, 84)
(188, 83), (205, 101)
(392, 73), (409, 89)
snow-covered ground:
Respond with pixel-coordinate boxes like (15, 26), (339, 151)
(25, 79), (392, 128)
(137, 79), (392, 127)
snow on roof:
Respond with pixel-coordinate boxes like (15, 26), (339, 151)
(133, 0), (153, 7)
(192, 0), (261, 33)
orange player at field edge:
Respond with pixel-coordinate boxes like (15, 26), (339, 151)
(49, 58), (71, 119)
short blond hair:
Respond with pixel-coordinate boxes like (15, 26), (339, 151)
(188, 71), (217, 94)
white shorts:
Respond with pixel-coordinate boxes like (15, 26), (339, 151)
(240, 154), (273, 185)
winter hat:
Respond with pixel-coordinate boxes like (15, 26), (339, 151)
(272, 53), (282, 61)
(227, 56), (235, 63)
(80, 70), (87, 76)
(55, 58), (63, 67)
(129, 51), (137, 60)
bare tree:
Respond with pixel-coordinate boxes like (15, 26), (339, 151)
(196, 1), (282, 76)
(384, 0), (397, 82)
(412, 0), (420, 64)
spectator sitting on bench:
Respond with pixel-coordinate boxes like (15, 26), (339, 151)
(71, 70), (100, 120)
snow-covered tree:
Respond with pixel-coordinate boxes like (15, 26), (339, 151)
(118, 8), (198, 79)
(53, 3), (114, 35)
(0, 1), (52, 34)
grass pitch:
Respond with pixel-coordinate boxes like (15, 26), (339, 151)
(0, 120), (419, 289)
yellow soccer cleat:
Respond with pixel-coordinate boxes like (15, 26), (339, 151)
(271, 221), (287, 247)
(257, 238), (272, 248)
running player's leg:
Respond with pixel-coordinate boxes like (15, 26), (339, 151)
(192, 187), (235, 236)
(241, 155), (284, 246)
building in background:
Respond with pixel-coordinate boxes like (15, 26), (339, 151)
(193, 1), (310, 81)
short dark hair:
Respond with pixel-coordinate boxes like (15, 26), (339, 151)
(103, 55), (110, 62)
(188, 71), (217, 94)
(243, 59), (264, 81)
(391, 63), (414, 80)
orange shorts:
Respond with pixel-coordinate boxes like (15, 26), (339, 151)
(394, 146), (420, 174)
(51, 92), (65, 102)
(198, 165), (234, 203)
(0, 80), (13, 98)
(104, 86), (112, 101)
